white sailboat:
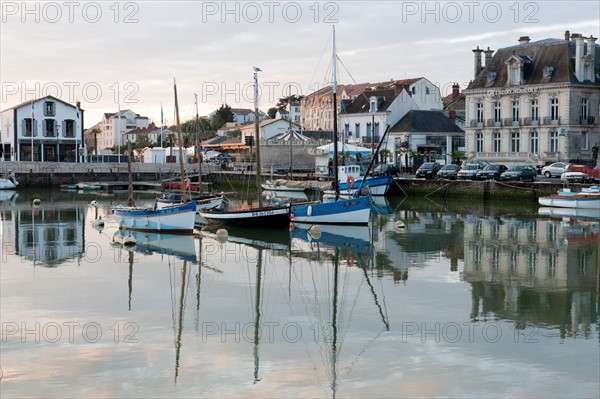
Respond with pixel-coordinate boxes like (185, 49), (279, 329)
(291, 27), (372, 225)
(0, 171), (19, 190)
(112, 79), (197, 234)
(199, 67), (290, 229)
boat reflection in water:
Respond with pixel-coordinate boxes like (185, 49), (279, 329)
(113, 230), (197, 262)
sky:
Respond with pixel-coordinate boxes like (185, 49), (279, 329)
(1, 0), (599, 128)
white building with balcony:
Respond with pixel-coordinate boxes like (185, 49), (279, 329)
(464, 32), (600, 166)
(96, 110), (149, 153)
(0, 96), (85, 162)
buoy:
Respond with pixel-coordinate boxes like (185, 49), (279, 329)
(215, 228), (228, 244)
(289, 224), (295, 232)
(308, 225), (322, 239)
(123, 235), (137, 246)
(307, 205), (313, 217)
(32, 198), (41, 206)
(290, 213), (295, 219)
(90, 200), (99, 208)
(394, 221), (406, 229)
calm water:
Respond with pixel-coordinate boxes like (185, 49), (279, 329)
(1, 189), (598, 398)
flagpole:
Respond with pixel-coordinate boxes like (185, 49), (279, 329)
(117, 102), (121, 164)
(31, 99), (35, 161)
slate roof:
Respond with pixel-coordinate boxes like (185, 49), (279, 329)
(1, 95), (82, 112)
(341, 88), (399, 114)
(390, 110), (464, 134)
(468, 38), (600, 89)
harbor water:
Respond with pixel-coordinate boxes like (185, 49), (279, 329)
(1, 189), (598, 398)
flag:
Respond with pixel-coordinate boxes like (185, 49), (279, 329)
(31, 100), (34, 120)
(76, 103), (80, 119)
(160, 103), (163, 126)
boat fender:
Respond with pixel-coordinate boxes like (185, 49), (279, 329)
(184, 178), (191, 190)
(32, 198), (41, 206)
(216, 229), (228, 244)
(308, 225), (322, 239)
(347, 176), (355, 190)
(90, 200), (99, 208)
(307, 205), (312, 217)
(394, 221), (405, 229)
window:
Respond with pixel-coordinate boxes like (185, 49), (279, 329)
(581, 98), (589, 122)
(425, 87), (430, 95)
(366, 123), (371, 138)
(527, 251), (537, 275)
(529, 131), (538, 154)
(411, 87), (416, 94)
(550, 98), (559, 121)
(549, 131), (559, 152)
(530, 99), (539, 121)
(510, 250), (518, 271)
(582, 131), (589, 150)
(494, 102), (501, 122)
(65, 120), (75, 137)
(355, 123), (360, 137)
(511, 65), (520, 85)
(44, 119), (55, 137)
(476, 133), (483, 152)
(344, 123), (349, 136)
(547, 252), (557, 277)
(476, 102), (483, 123)
(24, 118), (33, 137)
(493, 133), (501, 152)
(511, 132), (520, 152)
(374, 122), (380, 137)
(44, 101), (55, 116)
(512, 100), (519, 121)
(370, 101), (377, 113)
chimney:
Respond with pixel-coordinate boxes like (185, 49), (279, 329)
(484, 47), (494, 66)
(449, 110), (456, 124)
(473, 46), (484, 79)
(588, 35), (597, 83)
(518, 36), (530, 45)
(574, 34), (585, 81)
(564, 30), (570, 41)
(452, 83), (460, 99)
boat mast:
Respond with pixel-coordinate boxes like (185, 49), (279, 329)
(288, 86), (293, 181)
(253, 67), (263, 208)
(332, 26), (340, 201)
(253, 248), (263, 383)
(195, 93), (203, 193)
(173, 78), (187, 203)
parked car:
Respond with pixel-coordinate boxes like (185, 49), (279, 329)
(499, 165), (537, 181)
(457, 164), (482, 180)
(436, 164), (460, 179)
(373, 163), (400, 177)
(415, 162), (441, 179)
(461, 159), (490, 169)
(475, 164), (508, 180)
(210, 153), (235, 166)
(561, 170), (589, 183)
(541, 162), (569, 178)
(591, 166), (600, 183)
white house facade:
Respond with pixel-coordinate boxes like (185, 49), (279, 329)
(96, 110), (149, 153)
(0, 96), (84, 162)
(464, 32), (600, 166)
(300, 77), (443, 132)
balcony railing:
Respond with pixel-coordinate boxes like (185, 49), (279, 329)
(543, 116), (560, 125)
(503, 118), (520, 126)
(361, 136), (380, 145)
(579, 116), (595, 125)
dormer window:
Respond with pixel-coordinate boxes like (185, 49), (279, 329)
(543, 66), (554, 78)
(505, 55), (529, 85)
(487, 72), (497, 83)
(44, 101), (55, 116)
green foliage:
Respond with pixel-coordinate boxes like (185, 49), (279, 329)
(276, 95), (305, 110)
(228, 128), (242, 138)
(210, 104), (234, 130)
(267, 107), (278, 119)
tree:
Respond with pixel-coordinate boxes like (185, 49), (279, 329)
(210, 104), (234, 130)
(451, 150), (466, 165)
(228, 128), (242, 138)
(90, 128), (100, 156)
(267, 107), (278, 119)
(166, 132), (175, 162)
(276, 95), (305, 111)
(379, 148), (391, 164)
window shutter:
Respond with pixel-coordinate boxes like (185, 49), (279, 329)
(33, 120), (38, 137)
(21, 119), (26, 136)
(62, 122), (67, 137)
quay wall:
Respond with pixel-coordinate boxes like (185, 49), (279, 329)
(2, 161), (580, 200)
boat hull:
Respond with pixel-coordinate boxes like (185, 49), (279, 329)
(291, 197), (372, 225)
(200, 205), (290, 229)
(538, 196), (600, 209)
(112, 201), (197, 234)
(0, 178), (18, 190)
(538, 207), (600, 221)
(156, 194), (224, 212)
(336, 175), (392, 197)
